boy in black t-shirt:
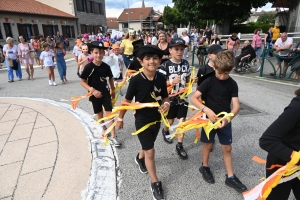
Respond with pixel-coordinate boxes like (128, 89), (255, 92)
(191, 50), (247, 193)
(117, 45), (170, 200)
(80, 41), (121, 147)
(160, 38), (190, 159)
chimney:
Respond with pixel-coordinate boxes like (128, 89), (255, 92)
(142, 0), (145, 8)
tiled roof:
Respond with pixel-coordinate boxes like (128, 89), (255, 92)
(106, 17), (119, 29)
(0, 0), (76, 18)
(117, 7), (154, 21)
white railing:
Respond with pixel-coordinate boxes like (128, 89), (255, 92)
(218, 32), (300, 42)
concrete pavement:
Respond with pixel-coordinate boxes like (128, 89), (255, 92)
(0, 51), (299, 200)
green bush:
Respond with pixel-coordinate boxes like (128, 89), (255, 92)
(230, 24), (286, 33)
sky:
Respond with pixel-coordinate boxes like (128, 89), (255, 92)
(105, 1), (276, 18)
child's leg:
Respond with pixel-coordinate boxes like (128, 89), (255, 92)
(144, 148), (158, 183)
(163, 119), (174, 131)
(105, 111), (116, 137)
(177, 118), (185, 143)
(46, 67), (52, 80)
(57, 63), (64, 81)
(221, 144), (233, 177)
(50, 67), (55, 81)
(202, 143), (213, 166)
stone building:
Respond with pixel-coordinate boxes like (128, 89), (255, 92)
(0, 0), (77, 41)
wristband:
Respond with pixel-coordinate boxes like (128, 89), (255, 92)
(201, 106), (206, 112)
(117, 118), (123, 121)
(164, 102), (170, 106)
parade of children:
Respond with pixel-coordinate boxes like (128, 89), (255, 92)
(1, 28), (299, 200)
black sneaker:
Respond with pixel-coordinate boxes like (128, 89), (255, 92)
(162, 129), (173, 144)
(199, 166), (215, 184)
(135, 153), (147, 174)
(176, 144), (188, 159)
(225, 174), (247, 193)
(151, 181), (164, 200)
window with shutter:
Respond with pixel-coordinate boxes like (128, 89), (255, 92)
(71, 26), (75, 38)
(33, 24), (39, 36)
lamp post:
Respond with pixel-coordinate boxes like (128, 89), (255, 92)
(127, 0), (130, 30)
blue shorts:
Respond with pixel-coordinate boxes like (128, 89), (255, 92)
(200, 123), (232, 145)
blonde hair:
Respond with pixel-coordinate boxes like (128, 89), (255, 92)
(124, 32), (138, 40)
(158, 32), (167, 43)
(6, 37), (14, 43)
(214, 50), (234, 73)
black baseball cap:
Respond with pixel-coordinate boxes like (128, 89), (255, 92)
(207, 44), (223, 54)
(169, 38), (188, 48)
(136, 45), (163, 60)
(87, 41), (108, 50)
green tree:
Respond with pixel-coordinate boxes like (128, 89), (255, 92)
(172, 0), (270, 34)
(257, 11), (276, 24)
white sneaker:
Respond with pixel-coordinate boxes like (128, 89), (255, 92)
(109, 136), (122, 147)
(52, 82), (57, 86)
(49, 80), (53, 85)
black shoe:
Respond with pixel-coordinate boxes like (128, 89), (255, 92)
(225, 174), (247, 193)
(176, 144), (188, 159)
(162, 129), (173, 144)
(270, 73), (275, 76)
(199, 166), (215, 184)
(151, 181), (164, 200)
(135, 153), (147, 174)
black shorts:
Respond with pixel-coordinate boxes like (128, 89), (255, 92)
(135, 119), (161, 150)
(167, 104), (188, 120)
(277, 57), (290, 64)
(90, 94), (112, 114)
(200, 123), (232, 145)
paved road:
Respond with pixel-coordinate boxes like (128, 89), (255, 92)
(0, 53), (298, 200)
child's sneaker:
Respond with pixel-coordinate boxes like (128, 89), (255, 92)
(162, 129), (173, 144)
(176, 144), (188, 159)
(135, 153), (147, 173)
(199, 166), (215, 184)
(150, 181), (164, 200)
(225, 174), (247, 193)
(109, 136), (121, 147)
(49, 80), (53, 85)
(52, 82), (57, 86)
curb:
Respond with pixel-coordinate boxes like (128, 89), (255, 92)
(0, 97), (118, 200)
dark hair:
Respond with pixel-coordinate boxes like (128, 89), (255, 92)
(55, 42), (62, 48)
(140, 53), (161, 60)
(295, 88), (300, 96)
(43, 42), (49, 48)
(90, 48), (105, 53)
(254, 29), (260, 34)
(18, 35), (27, 42)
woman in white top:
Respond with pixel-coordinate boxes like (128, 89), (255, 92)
(17, 35), (35, 80)
(3, 37), (22, 82)
(181, 30), (190, 60)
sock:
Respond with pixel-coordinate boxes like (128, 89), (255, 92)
(177, 142), (183, 147)
(228, 175), (234, 179)
(164, 129), (170, 135)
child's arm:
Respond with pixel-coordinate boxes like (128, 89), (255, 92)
(218, 97), (240, 129)
(80, 79), (102, 98)
(117, 99), (131, 129)
(191, 90), (218, 122)
(78, 55), (88, 66)
(108, 78), (116, 99)
(159, 97), (170, 115)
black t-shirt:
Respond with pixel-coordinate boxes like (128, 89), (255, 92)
(80, 62), (113, 96)
(128, 58), (142, 71)
(198, 75), (238, 114)
(157, 42), (170, 64)
(125, 72), (168, 122)
(204, 30), (213, 39)
(160, 59), (190, 106)
(197, 63), (214, 83)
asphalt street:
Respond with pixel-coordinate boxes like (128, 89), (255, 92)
(0, 55), (298, 200)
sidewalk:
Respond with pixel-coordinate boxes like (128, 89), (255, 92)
(0, 98), (91, 200)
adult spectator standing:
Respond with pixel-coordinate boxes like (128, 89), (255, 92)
(3, 37), (22, 82)
(210, 34), (222, 46)
(89, 32), (96, 41)
(120, 30), (137, 68)
(226, 33), (240, 56)
(204, 26), (213, 44)
(264, 27), (273, 57)
(54, 31), (64, 43)
(291, 42), (300, 80)
(151, 33), (158, 45)
(157, 32), (170, 64)
(181, 30), (190, 60)
(271, 32), (293, 76)
(191, 28), (199, 52)
(46, 36), (55, 51)
(252, 29), (262, 61)
(172, 30), (178, 39)
(32, 36), (41, 65)
(97, 30), (103, 38)
(17, 35), (35, 80)
(271, 22), (281, 45)
(197, 32), (208, 66)
(259, 88), (300, 200)
(234, 40), (256, 72)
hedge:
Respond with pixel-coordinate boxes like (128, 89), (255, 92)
(230, 24), (286, 34)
